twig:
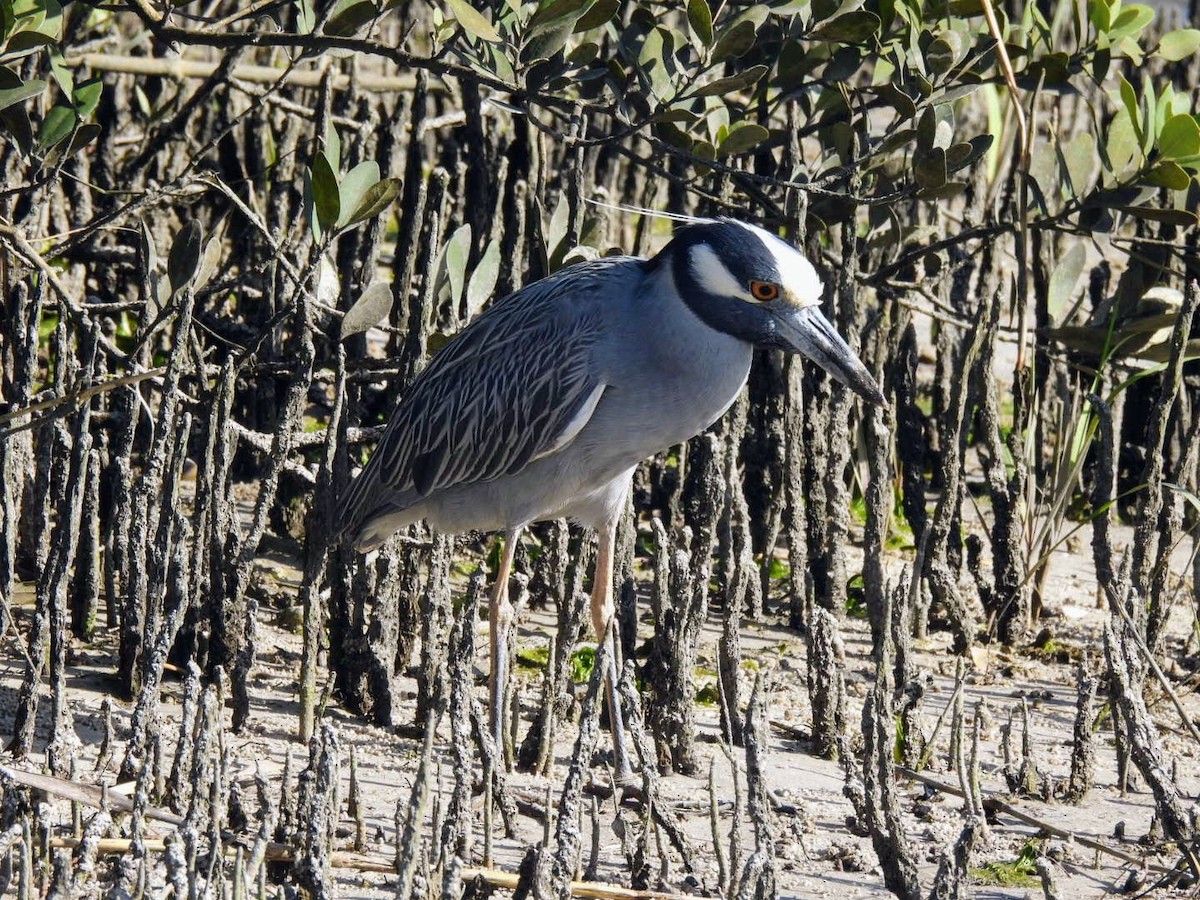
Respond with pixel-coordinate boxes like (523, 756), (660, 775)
(44, 837), (696, 899)
(898, 768), (1175, 875)
(0, 367), (168, 429)
(1104, 586), (1200, 748)
(59, 53), (422, 93)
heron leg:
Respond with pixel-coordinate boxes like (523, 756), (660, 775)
(591, 521), (634, 783)
(489, 528), (520, 764)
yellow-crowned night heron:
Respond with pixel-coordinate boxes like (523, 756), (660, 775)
(338, 218), (887, 777)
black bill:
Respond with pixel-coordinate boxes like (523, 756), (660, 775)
(773, 304), (888, 408)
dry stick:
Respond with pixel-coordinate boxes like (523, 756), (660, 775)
(976, 282), (1031, 644)
(0, 223), (131, 367)
(298, 345), (345, 743)
(1104, 614), (1200, 876)
(8, 423), (78, 758)
(45, 397), (94, 775)
(1104, 586), (1200, 748)
(740, 676), (776, 900)
(859, 550), (922, 899)
(466, 695), (518, 836)
(720, 741), (744, 899)
(978, 0), (1031, 365)
(48, 835), (696, 900)
(645, 519), (702, 775)
(1065, 670), (1098, 804)
(292, 725), (340, 899)
(968, 703), (987, 831)
(72, 447), (101, 640)
(549, 631), (610, 900)
(0, 366), (168, 434)
(917, 297), (987, 647)
(442, 572), (483, 866)
(1, 767), (183, 827)
(396, 717), (438, 900)
(617, 667), (697, 874)
(898, 768), (1176, 875)
(805, 606), (846, 760)
(1131, 281), (1200, 645)
(708, 759), (727, 892)
(63, 52), (420, 92)
(927, 818), (981, 900)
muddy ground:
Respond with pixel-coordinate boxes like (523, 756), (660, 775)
(2, 513), (1198, 900)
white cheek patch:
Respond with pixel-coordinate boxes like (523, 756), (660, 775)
(734, 222), (824, 306)
(690, 244), (751, 300)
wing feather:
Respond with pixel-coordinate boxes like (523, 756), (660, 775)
(338, 256), (635, 539)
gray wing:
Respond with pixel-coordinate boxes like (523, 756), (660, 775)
(338, 256), (638, 544)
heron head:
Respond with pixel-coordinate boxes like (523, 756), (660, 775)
(664, 218), (887, 408)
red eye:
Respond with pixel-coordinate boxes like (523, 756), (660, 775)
(750, 280), (779, 301)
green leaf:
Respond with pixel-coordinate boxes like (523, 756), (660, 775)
(445, 0), (502, 42)
(575, 0), (617, 30)
(48, 47), (72, 95)
(1158, 114), (1200, 161)
(717, 121), (769, 156)
(569, 645), (596, 683)
(193, 233), (224, 293)
(0, 76), (46, 113)
(1060, 132), (1096, 195)
(655, 120), (692, 149)
(946, 134), (993, 172)
(524, 55), (568, 90)
(1115, 205), (1198, 225)
(324, 123), (341, 173)
(139, 220), (162, 314)
(711, 19), (758, 63)
(917, 180), (968, 200)
(810, 10), (881, 43)
(876, 83), (916, 120)
(445, 224), (472, 307)
(0, 104), (35, 157)
(65, 122), (100, 155)
(310, 151), (341, 237)
(337, 160), (380, 228)
(916, 106), (937, 151)
(875, 127), (917, 154)
(1144, 160), (1191, 190)
(340, 281), (394, 340)
(636, 26), (673, 100)
(37, 104), (75, 151)
(73, 78), (102, 118)
(466, 239), (501, 317)
(168, 220), (205, 295)
(1156, 28), (1200, 62)
(692, 65), (767, 98)
(346, 176), (401, 226)
(323, 0), (379, 35)
(546, 194), (569, 262)
(1088, 0), (1112, 32)
(688, 0), (713, 46)
(1047, 242), (1085, 319)
(566, 41), (599, 66)
(1104, 110), (1139, 175)
(1118, 75), (1139, 140)
(913, 147), (948, 189)
(527, 0), (591, 37)
(948, 0), (984, 15)
(4, 30), (56, 53)
(925, 32), (963, 75)
(693, 139), (716, 163)
(38, 0), (63, 39)
(1107, 3), (1153, 41)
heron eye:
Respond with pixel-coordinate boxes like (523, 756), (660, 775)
(749, 280), (780, 302)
